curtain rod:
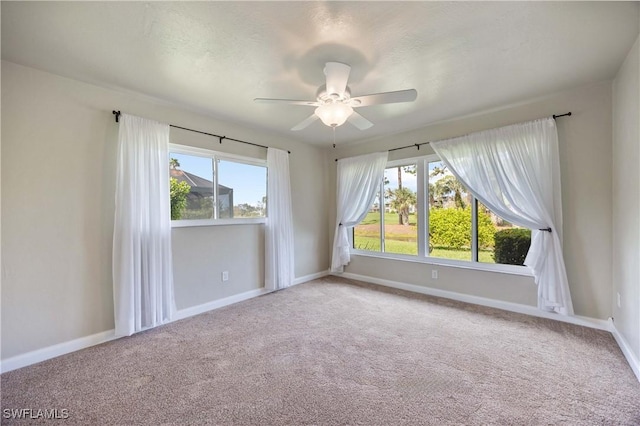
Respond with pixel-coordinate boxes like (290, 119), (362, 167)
(334, 112), (571, 161)
(112, 111), (290, 154)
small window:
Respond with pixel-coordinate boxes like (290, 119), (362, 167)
(169, 145), (267, 224)
(217, 160), (267, 219)
(170, 153), (214, 220)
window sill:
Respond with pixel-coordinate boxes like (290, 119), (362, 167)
(171, 218), (266, 228)
(350, 250), (533, 277)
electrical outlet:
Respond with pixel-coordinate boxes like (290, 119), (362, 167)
(432, 270), (438, 279)
(617, 292), (621, 308)
(222, 271), (229, 282)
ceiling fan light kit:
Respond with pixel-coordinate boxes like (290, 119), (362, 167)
(315, 103), (353, 127)
(255, 61), (417, 133)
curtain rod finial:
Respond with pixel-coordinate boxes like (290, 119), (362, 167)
(112, 110), (121, 123)
(552, 112), (571, 120)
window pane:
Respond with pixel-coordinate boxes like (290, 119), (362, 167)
(428, 160), (471, 261)
(353, 191), (382, 252)
(217, 160), (267, 218)
(478, 202), (531, 265)
(383, 165), (418, 255)
(169, 153), (214, 220)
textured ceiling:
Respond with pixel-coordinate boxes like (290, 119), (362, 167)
(2, 2), (638, 146)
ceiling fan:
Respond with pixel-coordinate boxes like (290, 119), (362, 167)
(254, 62), (418, 131)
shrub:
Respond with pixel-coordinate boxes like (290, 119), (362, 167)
(477, 209), (496, 250)
(429, 207), (496, 250)
(429, 208), (470, 249)
(493, 228), (531, 265)
(170, 177), (191, 220)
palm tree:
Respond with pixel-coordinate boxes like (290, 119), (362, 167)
(433, 175), (467, 209)
(394, 164), (416, 223)
(169, 158), (180, 170)
(387, 187), (417, 225)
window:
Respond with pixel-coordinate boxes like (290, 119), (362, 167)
(477, 201), (531, 266)
(169, 145), (267, 225)
(428, 160), (471, 261)
(352, 155), (531, 273)
(353, 162), (418, 255)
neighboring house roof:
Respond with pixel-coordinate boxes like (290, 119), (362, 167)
(170, 169), (232, 194)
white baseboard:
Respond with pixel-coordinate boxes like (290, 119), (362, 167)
(2, 287), (272, 373)
(609, 319), (640, 382)
(173, 288), (270, 321)
(1, 329), (118, 374)
(292, 269), (330, 286)
(336, 272), (611, 331)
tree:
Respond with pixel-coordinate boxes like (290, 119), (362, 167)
(234, 203), (261, 217)
(386, 187), (416, 226)
(170, 177), (190, 220)
(393, 165), (416, 223)
(433, 175), (467, 209)
(256, 196), (267, 217)
(169, 158), (180, 170)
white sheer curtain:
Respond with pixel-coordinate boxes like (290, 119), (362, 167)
(331, 151), (388, 272)
(113, 113), (175, 337)
(265, 148), (295, 291)
(431, 117), (573, 315)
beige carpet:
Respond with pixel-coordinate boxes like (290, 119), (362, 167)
(2, 276), (639, 425)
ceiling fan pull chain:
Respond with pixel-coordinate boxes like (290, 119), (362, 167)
(333, 126), (336, 148)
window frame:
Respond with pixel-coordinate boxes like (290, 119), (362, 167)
(350, 154), (532, 277)
(169, 143), (267, 227)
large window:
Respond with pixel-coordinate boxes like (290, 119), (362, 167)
(352, 155), (531, 271)
(169, 145), (267, 225)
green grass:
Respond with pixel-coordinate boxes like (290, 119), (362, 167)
(355, 211), (496, 263)
(353, 235), (495, 263)
(359, 212), (417, 226)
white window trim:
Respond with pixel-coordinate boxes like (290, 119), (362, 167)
(169, 144), (267, 167)
(350, 249), (533, 277)
(169, 143), (267, 227)
(349, 153), (533, 277)
(171, 217), (266, 228)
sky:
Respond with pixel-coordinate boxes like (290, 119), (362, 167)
(170, 152), (266, 206)
(170, 154), (450, 207)
(383, 160), (451, 193)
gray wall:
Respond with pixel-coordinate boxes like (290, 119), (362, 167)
(612, 34), (640, 361)
(1, 61), (330, 359)
(329, 81), (614, 320)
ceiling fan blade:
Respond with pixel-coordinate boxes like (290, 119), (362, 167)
(324, 62), (351, 97)
(254, 98), (318, 106)
(347, 111), (374, 130)
(291, 114), (319, 131)
(350, 89), (417, 107)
